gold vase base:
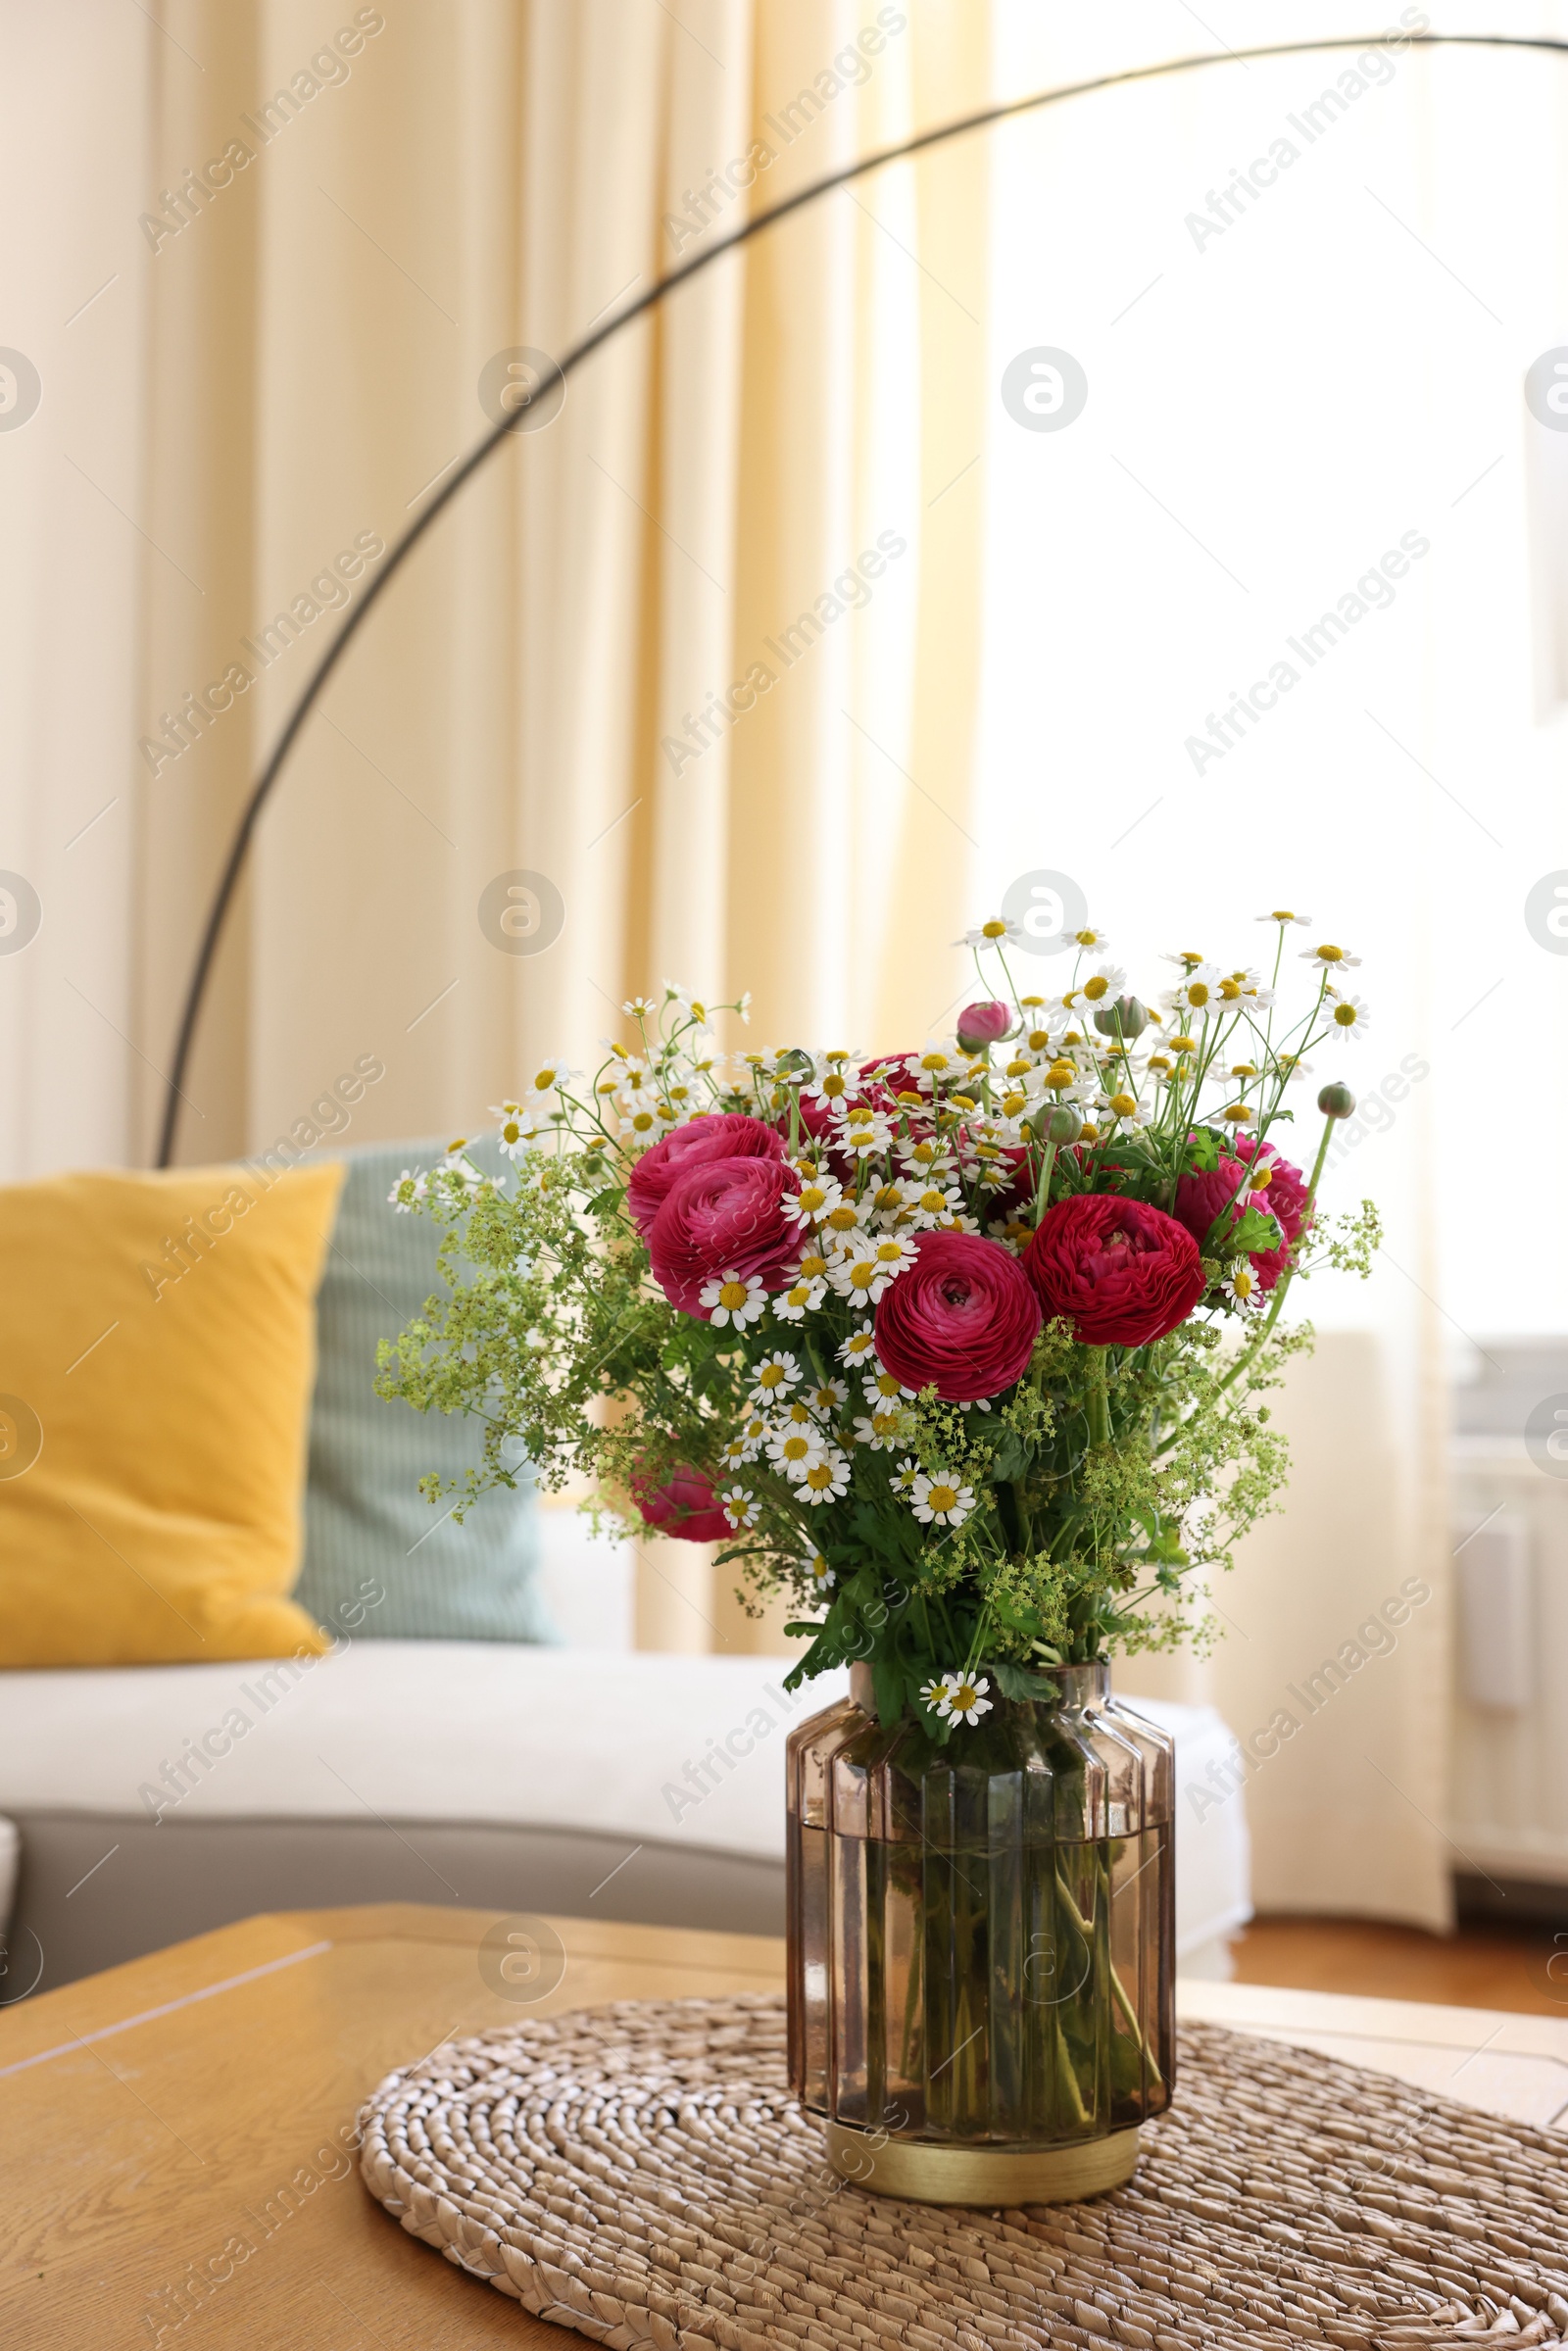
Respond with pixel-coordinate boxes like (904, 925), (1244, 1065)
(825, 2119), (1141, 2207)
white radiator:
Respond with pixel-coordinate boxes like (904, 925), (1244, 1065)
(1451, 1437), (1568, 1884)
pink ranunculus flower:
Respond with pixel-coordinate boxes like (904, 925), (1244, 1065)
(956, 1000), (1013, 1052)
(1025, 1195), (1204, 1347)
(1231, 1136), (1311, 1291)
(626, 1112), (782, 1238)
(648, 1156), (801, 1316)
(872, 1230), (1042, 1402)
(1172, 1155), (1255, 1253)
(633, 1466), (730, 1543)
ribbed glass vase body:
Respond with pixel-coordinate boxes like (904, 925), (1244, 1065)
(786, 1665), (1174, 2148)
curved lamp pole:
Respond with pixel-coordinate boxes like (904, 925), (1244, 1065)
(155, 30), (1564, 1166)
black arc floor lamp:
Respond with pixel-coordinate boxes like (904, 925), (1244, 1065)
(155, 30), (1566, 1167)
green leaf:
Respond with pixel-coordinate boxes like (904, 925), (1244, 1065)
(991, 1659), (1068, 1702)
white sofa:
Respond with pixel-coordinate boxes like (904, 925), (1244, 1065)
(0, 1637), (1250, 1995)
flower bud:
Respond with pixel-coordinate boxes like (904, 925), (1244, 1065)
(1044, 1105), (1083, 1146)
(1092, 994), (1148, 1039)
(1317, 1082), (1355, 1119)
(956, 999), (1013, 1051)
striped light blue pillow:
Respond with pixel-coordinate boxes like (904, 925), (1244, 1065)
(292, 1137), (556, 1643)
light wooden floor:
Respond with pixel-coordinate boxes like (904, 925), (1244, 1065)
(1233, 1915), (1568, 2016)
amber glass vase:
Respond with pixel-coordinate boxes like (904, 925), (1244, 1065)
(786, 1661), (1174, 2205)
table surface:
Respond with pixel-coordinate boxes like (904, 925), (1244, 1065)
(3, 1903), (1566, 2351)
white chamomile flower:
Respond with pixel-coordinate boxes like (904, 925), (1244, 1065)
(900, 1135), (958, 1176)
(1075, 962), (1129, 1008)
(1100, 1090), (1150, 1132)
(1325, 992), (1371, 1044)
(865, 1176), (915, 1225)
(937, 1672), (992, 1727)
(1256, 908), (1312, 927)
(798, 1450), (851, 1505)
(910, 1472), (974, 1528)
(719, 1485), (759, 1530)
(388, 1168), (428, 1211)
(698, 1270), (768, 1328)
(784, 1168), (844, 1227)
(840, 1109), (892, 1158)
(622, 996), (659, 1019)
(839, 1325), (880, 1369)
(615, 1095), (662, 1141)
(773, 1255), (829, 1320)
(828, 1232), (918, 1304)
(1299, 942), (1361, 971)
(493, 1098), (550, 1158)
(805, 1552), (836, 1595)
(889, 1455), (919, 1494)
(748, 1350), (801, 1406)
(719, 1432), (755, 1470)
(1214, 969), (1264, 1004)
(907, 1179), (963, 1225)
(1067, 924), (1112, 953)
(864, 1368), (915, 1406)
(954, 918), (1021, 949)
(1166, 963), (1224, 1016)
(768, 1425), (826, 1479)
(1223, 1263), (1262, 1308)
(803, 1053), (858, 1110)
(919, 1675), (955, 1714)
(1275, 1053), (1312, 1084)
(527, 1061), (580, 1095)
(911, 1047), (962, 1094)
(803, 1375), (850, 1419)
(854, 1406), (905, 1452)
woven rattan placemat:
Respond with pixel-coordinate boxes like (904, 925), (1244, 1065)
(357, 1992), (1568, 2349)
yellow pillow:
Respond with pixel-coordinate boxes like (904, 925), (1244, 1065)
(0, 1160), (345, 1665)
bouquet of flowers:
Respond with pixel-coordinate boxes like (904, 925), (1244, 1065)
(377, 910), (1377, 1736)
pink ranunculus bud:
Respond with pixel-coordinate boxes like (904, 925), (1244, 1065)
(956, 1000), (1013, 1052)
(632, 1465), (731, 1543)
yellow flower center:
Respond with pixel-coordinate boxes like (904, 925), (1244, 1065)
(631, 1111), (655, 1132)
(873, 1373), (901, 1397)
(758, 1363), (787, 1389)
(1108, 1093), (1138, 1117)
(981, 919), (1008, 938)
(874, 1240), (906, 1264)
(821, 1073), (848, 1098)
(1083, 975), (1109, 1001)
(951, 1678), (977, 1706)
(1332, 1002), (1358, 1028)
(718, 1281), (748, 1309)
(826, 1204), (859, 1230)
(1316, 944), (1345, 962)
(781, 1435), (810, 1460)
(848, 1262), (878, 1290)
(1186, 982), (1210, 1007)
(798, 1185), (830, 1214)
(1222, 1103), (1252, 1124)
(929, 1485), (957, 1513)
(919, 1053), (949, 1073)
(805, 1463), (836, 1492)
(799, 1254), (828, 1279)
(1250, 1163), (1272, 1188)
(1234, 1267), (1255, 1297)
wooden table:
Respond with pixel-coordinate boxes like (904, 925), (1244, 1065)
(3, 1904), (1567, 2351)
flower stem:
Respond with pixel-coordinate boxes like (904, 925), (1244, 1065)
(1086, 1347), (1111, 1447)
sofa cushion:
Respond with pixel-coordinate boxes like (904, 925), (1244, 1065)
(0, 1162), (341, 1665)
(290, 1138), (554, 1643)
